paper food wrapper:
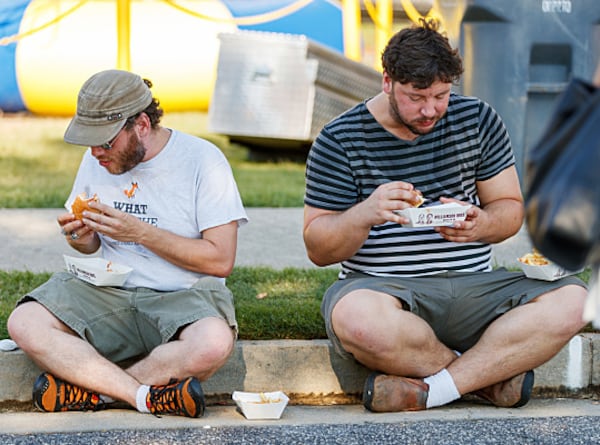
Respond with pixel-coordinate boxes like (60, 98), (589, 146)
(397, 203), (470, 227)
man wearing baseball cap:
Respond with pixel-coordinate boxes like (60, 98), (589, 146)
(8, 69), (248, 417)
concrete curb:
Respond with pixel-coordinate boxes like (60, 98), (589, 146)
(1, 335), (598, 406)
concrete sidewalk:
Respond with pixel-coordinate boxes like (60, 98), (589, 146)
(0, 208), (316, 272)
(2, 399), (600, 436)
(0, 207), (532, 272)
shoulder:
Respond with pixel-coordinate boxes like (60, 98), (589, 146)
(169, 129), (228, 162)
(448, 93), (499, 117)
(447, 94), (503, 128)
(321, 101), (371, 134)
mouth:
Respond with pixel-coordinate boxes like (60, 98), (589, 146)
(417, 119), (435, 128)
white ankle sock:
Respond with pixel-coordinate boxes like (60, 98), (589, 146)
(136, 385), (150, 413)
(423, 368), (460, 408)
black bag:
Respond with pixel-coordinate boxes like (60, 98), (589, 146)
(525, 78), (600, 271)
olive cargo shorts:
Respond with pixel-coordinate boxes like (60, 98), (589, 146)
(19, 272), (237, 363)
(321, 269), (585, 359)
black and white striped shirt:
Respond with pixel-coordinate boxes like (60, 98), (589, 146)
(304, 93), (515, 277)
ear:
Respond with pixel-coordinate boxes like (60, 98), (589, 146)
(382, 71), (393, 94)
(135, 112), (152, 137)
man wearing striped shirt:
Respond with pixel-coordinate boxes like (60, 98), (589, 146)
(303, 20), (587, 412)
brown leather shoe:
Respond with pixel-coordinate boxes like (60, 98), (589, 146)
(473, 370), (534, 408)
(363, 372), (429, 412)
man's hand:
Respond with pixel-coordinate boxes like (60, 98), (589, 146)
(361, 181), (425, 227)
(435, 197), (483, 243)
(80, 201), (143, 243)
(303, 181), (425, 266)
(57, 211), (99, 254)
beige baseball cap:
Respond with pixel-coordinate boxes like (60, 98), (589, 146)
(64, 69), (152, 147)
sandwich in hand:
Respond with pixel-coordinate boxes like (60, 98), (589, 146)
(71, 193), (100, 220)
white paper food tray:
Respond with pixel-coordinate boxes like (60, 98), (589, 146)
(63, 255), (132, 287)
(519, 261), (581, 281)
(397, 203), (470, 227)
(232, 391), (289, 420)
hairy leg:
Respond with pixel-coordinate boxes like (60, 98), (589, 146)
(7, 302), (140, 407)
(126, 317), (235, 385)
(332, 284), (586, 395)
(8, 303), (234, 406)
(448, 284), (587, 394)
(331, 289), (456, 377)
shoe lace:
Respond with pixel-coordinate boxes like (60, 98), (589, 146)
(147, 379), (185, 417)
(63, 382), (101, 411)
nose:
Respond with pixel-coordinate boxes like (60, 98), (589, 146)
(90, 146), (105, 158)
(420, 100), (436, 118)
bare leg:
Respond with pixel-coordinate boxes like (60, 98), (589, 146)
(332, 290), (456, 377)
(332, 284), (587, 393)
(449, 285), (587, 394)
(126, 317), (235, 384)
(8, 302), (140, 406)
(8, 302), (235, 407)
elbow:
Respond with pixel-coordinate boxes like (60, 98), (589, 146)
(306, 249), (337, 268)
(209, 261), (234, 278)
(211, 256), (236, 278)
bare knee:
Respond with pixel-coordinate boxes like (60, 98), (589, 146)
(332, 291), (419, 359)
(7, 302), (48, 351)
(561, 285), (589, 334)
(182, 318), (235, 379)
(331, 291), (390, 351)
(536, 284), (588, 338)
(198, 333), (234, 375)
(6, 306), (26, 345)
(8, 301), (75, 358)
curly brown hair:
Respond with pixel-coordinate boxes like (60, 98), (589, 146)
(125, 78), (164, 130)
(381, 19), (463, 89)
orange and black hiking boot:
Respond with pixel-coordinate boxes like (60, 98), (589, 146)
(146, 377), (205, 418)
(33, 372), (105, 412)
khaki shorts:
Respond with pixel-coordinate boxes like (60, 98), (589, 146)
(19, 272), (237, 363)
(321, 269), (586, 360)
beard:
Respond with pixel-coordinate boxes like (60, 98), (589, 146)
(388, 88), (441, 136)
(106, 131), (147, 175)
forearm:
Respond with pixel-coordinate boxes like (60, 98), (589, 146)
(304, 205), (372, 266)
(478, 198), (524, 244)
(137, 225), (235, 277)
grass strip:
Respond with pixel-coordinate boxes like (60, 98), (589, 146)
(0, 268), (596, 341)
(0, 267), (339, 341)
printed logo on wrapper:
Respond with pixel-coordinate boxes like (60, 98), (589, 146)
(397, 203), (470, 227)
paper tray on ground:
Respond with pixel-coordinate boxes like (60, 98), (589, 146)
(63, 255), (132, 287)
(519, 261), (582, 281)
(232, 391), (289, 420)
(397, 203), (470, 227)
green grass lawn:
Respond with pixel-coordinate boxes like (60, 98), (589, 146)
(0, 267), (339, 341)
(0, 112), (306, 208)
(1, 268), (596, 341)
